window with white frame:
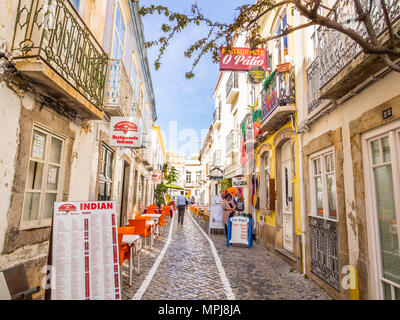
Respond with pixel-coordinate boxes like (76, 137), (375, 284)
(98, 144), (114, 201)
(261, 151), (270, 210)
(186, 171), (192, 184)
(130, 54), (137, 116)
(21, 126), (65, 229)
(310, 148), (337, 219)
(112, 5), (125, 60)
(196, 171), (201, 183)
(273, 12), (288, 67)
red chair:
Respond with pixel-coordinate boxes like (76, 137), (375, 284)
(128, 219), (152, 250)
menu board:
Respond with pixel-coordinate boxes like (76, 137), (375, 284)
(209, 195), (224, 230)
(51, 201), (121, 300)
(228, 216), (252, 248)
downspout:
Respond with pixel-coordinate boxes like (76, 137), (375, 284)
(298, 130), (307, 276)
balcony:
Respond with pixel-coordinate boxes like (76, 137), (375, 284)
(306, 58), (323, 113)
(315, 0), (400, 100)
(226, 72), (239, 104)
(104, 60), (133, 117)
(11, 0), (108, 120)
(213, 106), (221, 129)
(260, 67), (296, 133)
(141, 148), (152, 168)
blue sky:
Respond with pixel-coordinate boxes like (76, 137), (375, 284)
(141, 1), (241, 157)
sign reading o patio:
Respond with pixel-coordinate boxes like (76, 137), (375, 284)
(110, 117), (142, 148)
(220, 47), (267, 71)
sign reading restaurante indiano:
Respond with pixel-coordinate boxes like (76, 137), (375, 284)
(110, 117), (142, 148)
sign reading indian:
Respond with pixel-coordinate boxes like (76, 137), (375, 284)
(110, 117), (142, 148)
(220, 47), (267, 71)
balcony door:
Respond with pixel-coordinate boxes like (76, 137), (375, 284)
(363, 120), (400, 300)
(281, 140), (293, 252)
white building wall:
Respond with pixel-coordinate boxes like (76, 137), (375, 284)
(0, 85), (21, 254)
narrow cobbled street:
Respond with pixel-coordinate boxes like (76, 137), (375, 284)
(121, 211), (330, 300)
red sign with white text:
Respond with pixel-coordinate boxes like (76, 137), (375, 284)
(220, 47), (267, 71)
(110, 117), (142, 148)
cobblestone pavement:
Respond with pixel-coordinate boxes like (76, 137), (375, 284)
(121, 210), (331, 300)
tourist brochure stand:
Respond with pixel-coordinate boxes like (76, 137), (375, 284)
(50, 201), (121, 300)
(209, 195), (224, 234)
(227, 216), (252, 248)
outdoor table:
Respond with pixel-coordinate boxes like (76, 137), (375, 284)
(122, 234), (142, 287)
(142, 214), (161, 236)
(145, 220), (156, 249)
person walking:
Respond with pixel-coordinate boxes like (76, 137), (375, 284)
(177, 191), (189, 225)
(222, 193), (236, 238)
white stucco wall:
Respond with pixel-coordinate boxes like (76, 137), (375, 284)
(68, 123), (96, 201)
(0, 85), (21, 253)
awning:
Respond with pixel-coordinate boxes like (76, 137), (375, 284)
(164, 183), (184, 190)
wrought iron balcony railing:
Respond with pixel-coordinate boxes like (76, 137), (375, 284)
(226, 72), (239, 99)
(104, 60), (134, 117)
(11, 0), (108, 111)
(309, 216), (340, 290)
(306, 58), (322, 113)
(317, 0), (400, 91)
(260, 67), (295, 122)
(213, 106), (221, 123)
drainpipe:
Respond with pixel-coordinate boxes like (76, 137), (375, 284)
(298, 130), (307, 276)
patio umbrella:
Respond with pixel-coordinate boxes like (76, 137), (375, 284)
(164, 183), (184, 190)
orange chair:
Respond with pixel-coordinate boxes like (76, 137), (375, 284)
(146, 205), (157, 213)
(117, 227), (135, 266)
(161, 205), (170, 216)
(157, 211), (168, 236)
(128, 219), (152, 250)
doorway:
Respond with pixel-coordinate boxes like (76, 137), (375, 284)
(363, 120), (400, 300)
(281, 140), (293, 252)
(119, 161), (130, 227)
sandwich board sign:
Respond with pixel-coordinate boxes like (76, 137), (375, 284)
(227, 216), (252, 248)
(209, 195), (224, 232)
(51, 201), (121, 300)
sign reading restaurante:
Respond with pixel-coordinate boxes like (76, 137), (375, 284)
(220, 47), (267, 71)
(110, 117), (142, 148)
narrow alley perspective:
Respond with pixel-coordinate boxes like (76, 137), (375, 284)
(121, 210), (329, 300)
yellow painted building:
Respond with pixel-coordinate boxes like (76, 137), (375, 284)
(240, 6), (303, 269)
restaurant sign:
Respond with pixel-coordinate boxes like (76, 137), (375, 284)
(152, 170), (162, 184)
(110, 117), (142, 148)
(209, 167), (224, 180)
(248, 66), (265, 83)
(220, 47), (267, 72)
(51, 201), (121, 300)
(232, 177), (247, 187)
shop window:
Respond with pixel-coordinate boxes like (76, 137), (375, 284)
(310, 148), (337, 219)
(21, 126), (65, 229)
(98, 144), (114, 201)
(260, 151), (275, 211)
